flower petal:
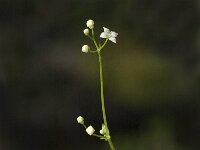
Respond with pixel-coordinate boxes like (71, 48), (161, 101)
(111, 31), (118, 38)
(100, 32), (109, 38)
(103, 27), (110, 33)
(109, 37), (116, 43)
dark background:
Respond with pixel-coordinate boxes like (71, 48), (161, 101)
(0, 0), (200, 150)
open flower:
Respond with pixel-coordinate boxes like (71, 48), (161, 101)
(100, 27), (118, 43)
(86, 126), (95, 135)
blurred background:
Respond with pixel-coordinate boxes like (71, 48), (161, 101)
(0, 0), (200, 150)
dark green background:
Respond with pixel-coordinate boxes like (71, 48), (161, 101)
(0, 0), (200, 149)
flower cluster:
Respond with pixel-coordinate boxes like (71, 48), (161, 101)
(81, 19), (118, 53)
(77, 116), (108, 138)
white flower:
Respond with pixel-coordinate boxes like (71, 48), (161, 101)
(83, 29), (89, 36)
(86, 125), (95, 135)
(86, 19), (94, 29)
(82, 45), (90, 53)
(100, 124), (107, 135)
(77, 116), (84, 124)
(100, 27), (118, 43)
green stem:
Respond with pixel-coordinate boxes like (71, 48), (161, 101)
(92, 29), (99, 49)
(108, 139), (115, 150)
(98, 51), (108, 128)
(98, 51), (116, 150)
(93, 134), (105, 139)
(99, 39), (108, 51)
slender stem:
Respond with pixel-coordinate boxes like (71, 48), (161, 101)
(83, 124), (87, 129)
(93, 134), (105, 139)
(99, 39), (108, 51)
(98, 51), (116, 150)
(89, 50), (98, 53)
(98, 51), (108, 129)
(92, 29), (99, 49)
(108, 139), (115, 150)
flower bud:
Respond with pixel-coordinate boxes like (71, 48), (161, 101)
(77, 116), (84, 124)
(86, 125), (95, 135)
(86, 20), (94, 29)
(82, 45), (90, 53)
(100, 124), (106, 135)
(83, 29), (89, 36)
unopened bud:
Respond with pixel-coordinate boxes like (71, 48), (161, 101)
(83, 29), (89, 36)
(86, 20), (94, 29)
(77, 116), (84, 124)
(82, 45), (90, 53)
(86, 125), (95, 135)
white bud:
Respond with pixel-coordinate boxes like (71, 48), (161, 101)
(86, 125), (95, 135)
(100, 124), (106, 135)
(77, 116), (84, 124)
(82, 45), (90, 53)
(83, 29), (89, 36)
(86, 20), (94, 29)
